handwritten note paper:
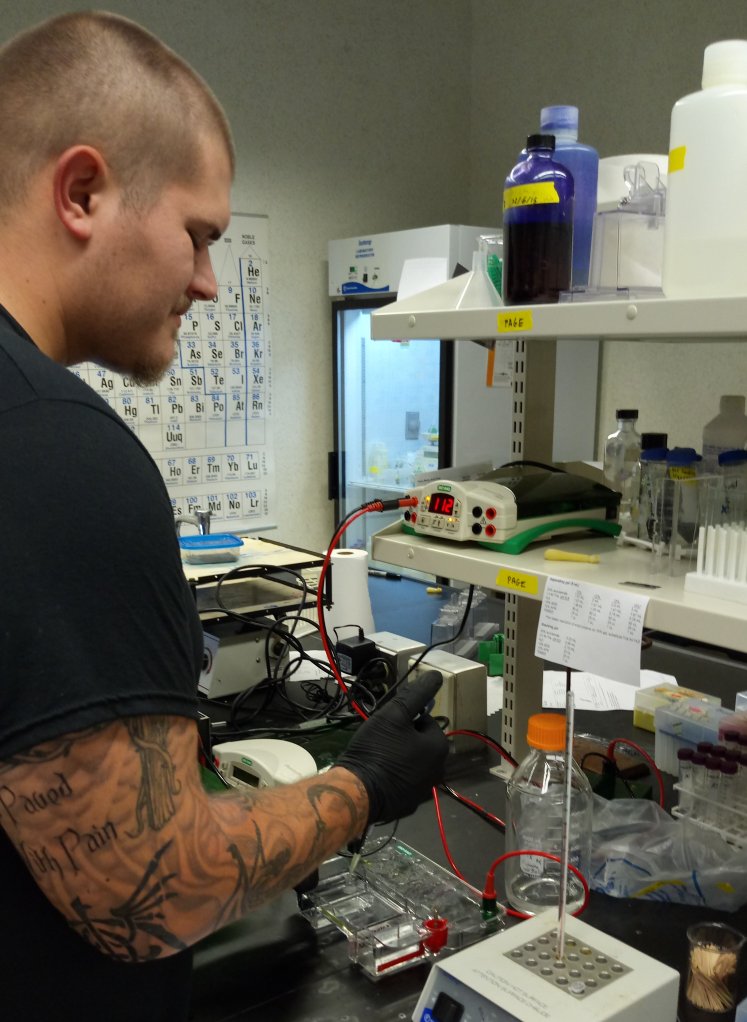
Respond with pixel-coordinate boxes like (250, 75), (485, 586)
(535, 577), (649, 687)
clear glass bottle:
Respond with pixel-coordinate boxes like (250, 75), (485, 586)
(505, 713), (592, 915)
(702, 395), (747, 473)
(603, 409), (642, 535)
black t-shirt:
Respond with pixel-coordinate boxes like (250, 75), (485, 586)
(0, 308), (203, 1020)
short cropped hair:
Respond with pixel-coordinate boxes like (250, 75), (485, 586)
(0, 10), (235, 213)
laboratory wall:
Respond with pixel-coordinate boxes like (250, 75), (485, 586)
(8, 2), (747, 552)
(468, 0), (747, 458)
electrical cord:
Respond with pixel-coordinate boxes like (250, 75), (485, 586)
(315, 496), (418, 720)
(606, 737), (665, 807)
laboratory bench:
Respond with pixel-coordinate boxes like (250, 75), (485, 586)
(188, 711), (747, 1022)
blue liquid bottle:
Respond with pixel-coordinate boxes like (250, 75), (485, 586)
(540, 105), (598, 289)
(502, 134), (574, 305)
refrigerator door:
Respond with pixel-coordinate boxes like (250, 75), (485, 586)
(331, 297), (450, 560)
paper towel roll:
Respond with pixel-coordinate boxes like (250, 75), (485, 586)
(323, 548), (375, 638)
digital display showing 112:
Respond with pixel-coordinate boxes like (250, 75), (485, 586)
(428, 493), (455, 516)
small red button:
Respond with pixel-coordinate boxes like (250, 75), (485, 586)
(486, 506), (496, 520)
(411, 512), (417, 523)
(485, 524), (496, 538)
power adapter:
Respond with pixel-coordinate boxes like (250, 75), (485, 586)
(336, 633), (376, 675)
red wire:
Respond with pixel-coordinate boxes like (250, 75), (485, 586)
(606, 737), (665, 807)
(316, 506), (372, 720)
(487, 849), (590, 919)
(446, 729), (518, 767)
(316, 497), (417, 721)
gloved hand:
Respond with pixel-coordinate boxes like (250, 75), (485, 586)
(337, 670), (448, 826)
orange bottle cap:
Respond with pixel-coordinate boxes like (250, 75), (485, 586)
(527, 713), (566, 751)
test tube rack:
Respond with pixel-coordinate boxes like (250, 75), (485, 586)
(685, 521), (747, 603)
(671, 782), (747, 849)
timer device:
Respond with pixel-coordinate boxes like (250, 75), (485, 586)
(212, 739), (317, 791)
(403, 467), (621, 554)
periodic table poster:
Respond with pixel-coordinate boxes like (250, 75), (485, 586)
(71, 213), (275, 533)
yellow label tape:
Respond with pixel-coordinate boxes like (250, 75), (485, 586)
(497, 568), (539, 595)
(503, 182), (560, 210)
(498, 310), (533, 333)
(668, 146), (686, 174)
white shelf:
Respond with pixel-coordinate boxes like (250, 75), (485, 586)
(371, 522), (747, 653)
(370, 290), (747, 341)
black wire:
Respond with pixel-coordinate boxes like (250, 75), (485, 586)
(450, 728), (518, 768)
(373, 584), (476, 710)
(338, 820), (400, 859)
(438, 783), (506, 833)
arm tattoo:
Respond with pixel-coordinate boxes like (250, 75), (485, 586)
(126, 718), (181, 836)
(70, 840), (187, 962)
(0, 725), (108, 775)
(215, 780), (361, 927)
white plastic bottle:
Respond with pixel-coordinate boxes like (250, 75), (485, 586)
(663, 40), (747, 298)
(505, 713), (592, 915)
(539, 105), (599, 289)
(603, 409), (642, 535)
(702, 395), (747, 473)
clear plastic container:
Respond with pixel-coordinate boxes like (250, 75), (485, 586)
(663, 40), (747, 298)
(603, 409), (641, 535)
(505, 713), (592, 915)
(179, 532), (243, 564)
(702, 395), (747, 474)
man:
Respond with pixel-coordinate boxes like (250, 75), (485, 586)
(0, 12), (448, 1020)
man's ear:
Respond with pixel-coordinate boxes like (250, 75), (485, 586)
(53, 146), (109, 241)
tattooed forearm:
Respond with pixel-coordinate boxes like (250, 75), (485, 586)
(0, 717), (370, 958)
(126, 717), (181, 836)
(214, 776), (367, 929)
(70, 841), (186, 962)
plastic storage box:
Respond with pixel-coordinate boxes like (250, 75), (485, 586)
(654, 699), (741, 774)
(634, 682), (720, 733)
(178, 533), (243, 564)
(297, 840), (501, 980)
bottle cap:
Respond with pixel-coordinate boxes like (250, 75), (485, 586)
(666, 447), (701, 466)
(697, 741), (713, 754)
(722, 728), (741, 742)
(724, 749), (741, 763)
(705, 754), (722, 769)
(526, 133), (555, 151)
(720, 760), (738, 776)
(641, 432), (668, 450)
(702, 40), (747, 89)
(711, 744), (727, 757)
(640, 447), (668, 462)
(526, 712), (566, 751)
(718, 449), (747, 466)
(615, 409), (638, 419)
(691, 752), (707, 766)
(718, 394), (746, 413)
(677, 747), (694, 761)
(539, 104), (579, 139)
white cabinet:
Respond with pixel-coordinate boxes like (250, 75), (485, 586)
(370, 294), (747, 758)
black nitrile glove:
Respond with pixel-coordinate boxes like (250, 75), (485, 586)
(337, 670), (448, 826)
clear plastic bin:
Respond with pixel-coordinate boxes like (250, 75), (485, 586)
(297, 840), (501, 980)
